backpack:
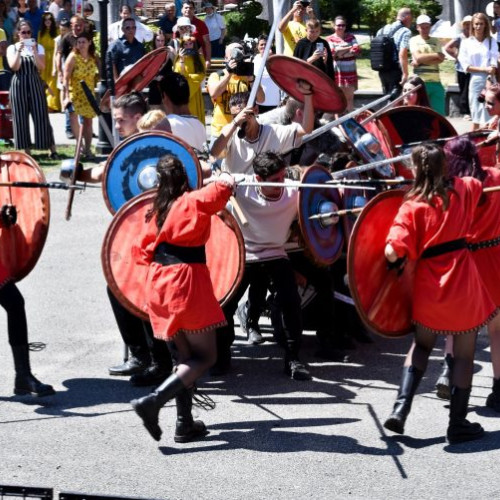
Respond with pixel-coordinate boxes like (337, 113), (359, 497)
(370, 24), (405, 71)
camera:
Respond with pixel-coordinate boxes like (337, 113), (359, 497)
(227, 46), (255, 76)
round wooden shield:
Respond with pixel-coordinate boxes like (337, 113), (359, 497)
(377, 105), (457, 178)
(102, 131), (203, 214)
(266, 54), (346, 113)
(100, 47), (169, 110)
(340, 118), (395, 179)
(0, 152), (50, 282)
(298, 165), (344, 266)
(347, 189), (415, 338)
(102, 191), (245, 320)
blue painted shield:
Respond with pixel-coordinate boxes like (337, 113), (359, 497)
(103, 132), (203, 214)
(341, 118), (394, 179)
(298, 165), (344, 266)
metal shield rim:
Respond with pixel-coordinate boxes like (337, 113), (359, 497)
(266, 54), (347, 113)
(298, 164), (344, 266)
(347, 188), (411, 338)
(0, 152), (50, 282)
(102, 131), (203, 215)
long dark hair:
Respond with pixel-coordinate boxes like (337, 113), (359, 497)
(40, 12), (57, 39)
(73, 31), (97, 60)
(406, 143), (451, 210)
(146, 155), (190, 230)
(176, 37), (205, 74)
(404, 75), (430, 108)
(444, 136), (486, 182)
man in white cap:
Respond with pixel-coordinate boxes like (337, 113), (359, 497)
(204, 2), (226, 58)
(410, 14), (446, 115)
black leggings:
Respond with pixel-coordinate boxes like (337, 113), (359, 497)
(0, 281), (28, 346)
(406, 326), (477, 389)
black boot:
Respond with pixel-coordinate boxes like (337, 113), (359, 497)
(109, 345), (150, 376)
(486, 378), (500, 412)
(131, 373), (185, 441)
(11, 345), (55, 397)
(447, 386), (485, 444)
(384, 365), (423, 434)
(174, 388), (209, 443)
(435, 354), (453, 400)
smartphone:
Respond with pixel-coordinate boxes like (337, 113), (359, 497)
(23, 38), (35, 47)
(300, 0), (310, 6)
(316, 42), (324, 52)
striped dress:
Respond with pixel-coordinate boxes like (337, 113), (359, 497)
(9, 47), (55, 150)
(326, 32), (360, 88)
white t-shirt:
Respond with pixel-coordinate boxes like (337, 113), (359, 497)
(167, 113), (207, 151)
(204, 12), (226, 42)
(253, 52), (280, 107)
(458, 35), (498, 73)
(222, 122), (302, 174)
(231, 174), (298, 261)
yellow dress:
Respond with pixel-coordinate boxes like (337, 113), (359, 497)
(174, 55), (206, 125)
(38, 31), (60, 111)
(70, 53), (98, 118)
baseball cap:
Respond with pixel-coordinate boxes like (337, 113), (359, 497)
(416, 14), (431, 25)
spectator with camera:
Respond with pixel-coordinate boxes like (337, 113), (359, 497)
(278, 0), (315, 56)
(293, 19), (334, 80)
(179, 0), (211, 68)
(7, 19), (58, 157)
(207, 41), (264, 144)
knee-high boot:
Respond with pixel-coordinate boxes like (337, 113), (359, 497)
(447, 386), (484, 444)
(174, 388), (209, 443)
(131, 373), (185, 441)
(435, 354), (453, 400)
(384, 365), (423, 434)
(11, 345), (55, 397)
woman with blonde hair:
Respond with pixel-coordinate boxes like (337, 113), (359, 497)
(459, 12), (498, 130)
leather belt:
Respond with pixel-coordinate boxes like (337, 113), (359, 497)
(421, 238), (467, 259)
(153, 241), (206, 266)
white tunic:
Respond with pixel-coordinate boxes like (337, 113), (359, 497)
(232, 174), (298, 262)
(167, 113), (207, 151)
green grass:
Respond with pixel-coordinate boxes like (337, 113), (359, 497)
(0, 145), (91, 171)
(356, 42), (457, 90)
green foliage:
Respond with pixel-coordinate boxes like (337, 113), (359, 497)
(361, 0), (442, 35)
(318, 0), (361, 29)
(224, 1), (268, 39)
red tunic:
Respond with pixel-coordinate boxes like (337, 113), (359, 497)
(469, 167), (500, 305)
(138, 182), (232, 340)
(386, 176), (497, 334)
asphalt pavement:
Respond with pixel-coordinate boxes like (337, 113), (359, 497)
(0, 110), (498, 499)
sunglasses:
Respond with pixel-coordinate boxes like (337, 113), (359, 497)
(20, 30), (31, 34)
(336, 24), (346, 27)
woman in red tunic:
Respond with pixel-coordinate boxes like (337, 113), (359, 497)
(131, 155), (234, 443)
(445, 135), (500, 412)
(0, 263), (55, 396)
(383, 143), (497, 444)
